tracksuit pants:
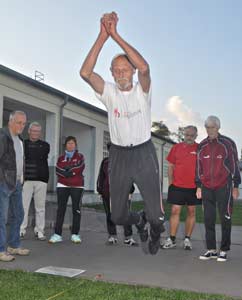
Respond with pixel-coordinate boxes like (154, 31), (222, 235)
(109, 139), (164, 235)
(202, 183), (233, 251)
(102, 195), (132, 237)
(55, 187), (84, 235)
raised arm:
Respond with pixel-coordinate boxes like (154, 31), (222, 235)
(80, 17), (109, 95)
(103, 12), (151, 93)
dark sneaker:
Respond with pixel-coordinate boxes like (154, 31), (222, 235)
(136, 211), (149, 254)
(148, 227), (161, 255)
(148, 238), (160, 255)
(199, 250), (218, 260)
(20, 231), (26, 239)
(124, 237), (139, 247)
(217, 251), (227, 262)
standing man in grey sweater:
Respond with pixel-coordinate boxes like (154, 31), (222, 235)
(0, 111), (30, 262)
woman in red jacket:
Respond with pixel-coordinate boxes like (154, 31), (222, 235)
(49, 136), (85, 244)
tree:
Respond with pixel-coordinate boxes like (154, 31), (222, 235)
(170, 126), (185, 142)
(151, 121), (170, 138)
(177, 126), (185, 142)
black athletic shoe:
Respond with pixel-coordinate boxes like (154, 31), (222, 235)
(148, 227), (161, 255)
(148, 238), (160, 255)
(136, 211), (149, 254)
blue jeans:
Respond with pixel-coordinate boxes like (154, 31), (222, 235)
(0, 181), (24, 252)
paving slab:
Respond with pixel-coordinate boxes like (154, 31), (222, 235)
(1, 208), (242, 299)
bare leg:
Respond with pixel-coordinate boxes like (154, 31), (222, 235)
(169, 205), (182, 236)
(185, 205), (196, 237)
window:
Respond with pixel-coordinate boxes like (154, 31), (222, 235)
(163, 149), (169, 178)
(103, 131), (110, 158)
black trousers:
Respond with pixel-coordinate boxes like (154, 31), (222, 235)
(109, 140), (164, 236)
(55, 187), (84, 235)
(102, 195), (132, 237)
(202, 184), (233, 251)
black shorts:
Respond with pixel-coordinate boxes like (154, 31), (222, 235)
(167, 184), (202, 206)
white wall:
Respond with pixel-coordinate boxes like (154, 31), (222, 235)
(0, 94), (3, 127)
(0, 70), (175, 197)
(63, 118), (95, 191)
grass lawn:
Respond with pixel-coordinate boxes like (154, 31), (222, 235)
(83, 200), (242, 226)
(0, 269), (236, 300)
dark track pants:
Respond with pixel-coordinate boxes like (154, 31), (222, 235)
(102, 195), (132, 237)
(55, 187), (84, 235)
(109, 139), (164, 234)
(202, 184), (233, 251)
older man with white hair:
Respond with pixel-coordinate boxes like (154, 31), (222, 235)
(0, 111), (30, 262)
(20, 122), (50, 241)
(80, 12), (165, 255)
(196, 115), (241, 262)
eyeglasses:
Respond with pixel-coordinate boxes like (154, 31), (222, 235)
(184, 134), (196, 137)
(14, 121), (26, 126)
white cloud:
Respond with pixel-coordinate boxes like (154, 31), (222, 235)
(163, 96), (207, 142)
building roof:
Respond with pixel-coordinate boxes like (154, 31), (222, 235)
(0, 64), (107, 117)
(0, 64), (175, 145)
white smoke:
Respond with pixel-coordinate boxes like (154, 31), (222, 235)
(164, 96), (207, 142)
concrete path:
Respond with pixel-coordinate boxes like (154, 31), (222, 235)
(1, 208), (242, 299)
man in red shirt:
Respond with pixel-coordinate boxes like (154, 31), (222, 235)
(162, 125), (200, 250)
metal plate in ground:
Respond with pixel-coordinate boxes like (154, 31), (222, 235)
(35, 266), (86, 277)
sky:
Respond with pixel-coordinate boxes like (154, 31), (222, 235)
(1, 0), (242, 155)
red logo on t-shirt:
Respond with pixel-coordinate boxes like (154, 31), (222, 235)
(114, 108), (120, 118)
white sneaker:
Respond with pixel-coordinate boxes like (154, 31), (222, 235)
(124, 237), (139, 246)
(106, 236), (118, 245)
(49, 234), (63, 243)
(162, 237), (176, 249)
(37, 232), (46, 241)
(71, 234), (82, 244)
(183, 238), (192, 250)
(0, 252), (15, 262)
(217, 251), (227, 262)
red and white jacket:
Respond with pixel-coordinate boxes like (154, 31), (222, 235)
(196, 134), (241, 189)
(56, 151), (85, 187)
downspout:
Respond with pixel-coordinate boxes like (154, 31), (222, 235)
(59, 95), (69, 155)
(161, 141), (167, 195)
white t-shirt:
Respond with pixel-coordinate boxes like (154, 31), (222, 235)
(96, 81), (152, 146)
(11, 134), (24, 182)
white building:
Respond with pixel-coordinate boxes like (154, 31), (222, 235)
(0, 64), (174, 200)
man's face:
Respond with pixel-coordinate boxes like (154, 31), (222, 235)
(9, 113), (27, 136)
(111, 56), (135, 91)
(29, 125), (41, 141)
(184, 128), (197, 144)
(205, 123), (219, 140)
